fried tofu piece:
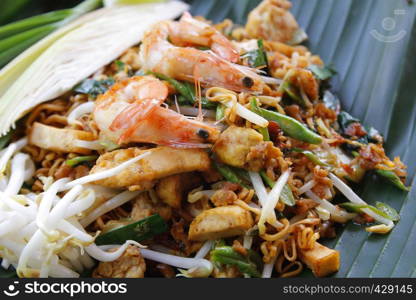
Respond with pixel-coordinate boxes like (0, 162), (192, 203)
(93, 245), (146, 278)
(214, 126), (263, 168)
(188, 205), (253, 241)
(298, 242), (340, 277)
(155, 173), (201, 208)
(29, 122), (95, 154)
(91, 147), (210, 191)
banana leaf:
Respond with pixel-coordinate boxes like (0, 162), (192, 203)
(185, 0), (416, 277)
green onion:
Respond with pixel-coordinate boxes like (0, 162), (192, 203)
(216, 104), (226, 121)
(258, 107), (322, 144)
(65, 155), (98, 167)
(0, 0), (30, 25)
(340, 202), (399, 222)
(375, 169), (409, 192)
(210, 246), (262, 278)
(249, 98), (270, 141)
(214, 162), (249, 188)
(292, 148), (328, 166)
(95, 214), (168, 245)
(260, 170), (295, 206)
(0, 9), (72, 40)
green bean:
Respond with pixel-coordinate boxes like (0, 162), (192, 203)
(65, 155), (98, 167)
(260, 171), (295, 206)
(258, 107), (322, 144)
(249, 98), (270, 141)
(375, 169), (409, 192)
(214, 162), (249, 188)
(292, 148), (328, 166)
(210, 246), (262, 278)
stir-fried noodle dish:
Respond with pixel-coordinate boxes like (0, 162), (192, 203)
(0, 0), (410, 278)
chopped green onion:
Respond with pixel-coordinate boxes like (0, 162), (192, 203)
(115, 60), (126, 71)
(214, 162), (249, 188)
(65, 155), (98, 167)
(375, 169), (409, 192)
(292, 148), (328, 166)
(216, 104), (226, 121)
(375, 202), (400, 222)
(95, 214), (168, 245)
(249, 98), (270, 141)
(340, 202), (398, 222)
(260, 170), (295, 206)
(210, 246), (262, 278)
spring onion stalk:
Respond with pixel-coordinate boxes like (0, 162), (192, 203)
(66, 155), (98, 167)
(260, 171), (295, 206)
(0, 0), (102, 69)
(305, 190), (355, 223)
(0, 9), (73, 40)
(0, 1), (188, 135)
(258, 170), (290, 235)
(329, 173), (394, 227)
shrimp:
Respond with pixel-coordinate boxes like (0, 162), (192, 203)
(93, 76), (220, 148)
(169, 12), (239, 63)
(140, 14), (265, 93)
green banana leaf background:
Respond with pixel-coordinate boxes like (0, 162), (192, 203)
(0, 0), (415, 278)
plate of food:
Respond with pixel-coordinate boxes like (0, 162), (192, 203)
(0, 0), (414, 278)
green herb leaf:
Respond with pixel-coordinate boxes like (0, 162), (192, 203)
(242, 39), (268, 70)
(95, 214), (167, 245)
(74, 78), (115, 99)
(308, 64), (337, 81)
(115, 60), (126, 71)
